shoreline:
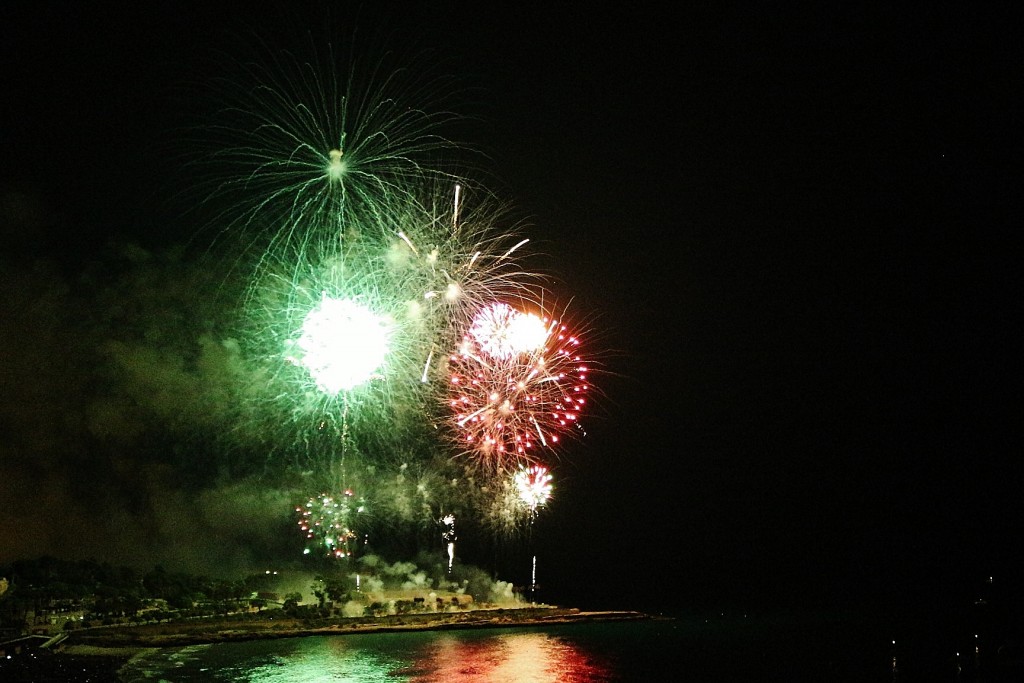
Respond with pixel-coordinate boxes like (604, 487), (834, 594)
(59, 607), (657, 654)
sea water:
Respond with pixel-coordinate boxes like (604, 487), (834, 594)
(115, 613), (915, 682)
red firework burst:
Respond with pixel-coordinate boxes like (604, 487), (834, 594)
(447, 305), (589, 470)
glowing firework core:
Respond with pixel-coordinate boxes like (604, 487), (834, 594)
(515, 465), (553, 513)
(470, 303), (550, 359)
(327, 149), (346, 181)
(292, 294), (390, 394)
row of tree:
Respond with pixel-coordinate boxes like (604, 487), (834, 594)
(0, 556), (286, 629)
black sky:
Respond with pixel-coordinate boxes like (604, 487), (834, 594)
(2, 2), (1022, 617)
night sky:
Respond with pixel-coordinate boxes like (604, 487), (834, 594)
(3, 3), (1022, 619)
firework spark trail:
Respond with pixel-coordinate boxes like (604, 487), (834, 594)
(439, 514), (457, 572)
(185, 38), (473, 286)
(513, 465), (552, 603)
(377, 184), (547, 373)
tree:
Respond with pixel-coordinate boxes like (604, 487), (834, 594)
(282, 592), (303, 616)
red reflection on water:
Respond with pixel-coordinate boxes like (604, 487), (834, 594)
(399, 632), (613, 682)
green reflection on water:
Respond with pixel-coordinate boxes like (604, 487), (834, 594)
(246, 637), (407, 683)
(125, 629), (616, 682)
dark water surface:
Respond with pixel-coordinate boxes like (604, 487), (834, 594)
(3, 611), (1021, 681)
(112, 614), (906, 682)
